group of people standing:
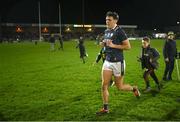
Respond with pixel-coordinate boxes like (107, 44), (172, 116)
(49, 34), (89, 64)
(47, 11), (178, 115)
(139, 31), (177, 92)
(49, 34), (64, 51)
(94, 11), (178, 115)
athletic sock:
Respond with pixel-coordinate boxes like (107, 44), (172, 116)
(103, 104), (108, 110)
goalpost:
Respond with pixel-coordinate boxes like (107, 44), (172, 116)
(38, 1), (42, 42)
(176, 52), (180, 81)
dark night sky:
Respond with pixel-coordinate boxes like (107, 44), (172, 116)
(0, 0), (180, 30)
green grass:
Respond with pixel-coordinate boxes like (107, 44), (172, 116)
(0, 39), (180, 121)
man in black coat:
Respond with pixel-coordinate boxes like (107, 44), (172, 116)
(163, 31), (177, 81)
(58, 34), (63, 50)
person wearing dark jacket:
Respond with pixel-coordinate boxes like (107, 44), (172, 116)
(58, 34), (63, 50)
(76, 36), (88, 63)
(49, 34), (55, 51)
(94, 47), (106, 63)
(138, 37), (160, 92)
(96, 11), (140, 115)
(163, 31), (177, 81)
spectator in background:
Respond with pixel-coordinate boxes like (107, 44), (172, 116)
(34, 40), (38, 45)
(49, 34), (55, 51)
(58, 34), (64, 50)
(163, 31), (177, 81)
(76, 36), (88, 63)
(96, 33), (104, 45)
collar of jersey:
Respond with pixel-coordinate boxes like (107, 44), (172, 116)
(107, 25), (118, 31)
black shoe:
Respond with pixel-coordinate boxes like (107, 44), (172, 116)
(167, 77), (172, 81)
(157, 84), (161, 91)
(163, 77), (167, 81)
(143, 87), (151, 93)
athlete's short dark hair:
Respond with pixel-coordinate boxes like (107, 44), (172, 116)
(106, 11), (119, 20)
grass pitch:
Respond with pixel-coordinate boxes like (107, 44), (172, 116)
(0, 39), (180, 121)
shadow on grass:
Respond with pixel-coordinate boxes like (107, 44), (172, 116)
(0, 112), (8, 121)
(8, 95), (89, 121)
(163, 107), (180, 120)
(150, 90), (160, 97)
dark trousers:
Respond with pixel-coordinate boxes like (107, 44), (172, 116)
(79, 47), (86, 63)
(163, 58), (175, 80)
(143, 69), (159, 88)
(59, 41), (63, 50)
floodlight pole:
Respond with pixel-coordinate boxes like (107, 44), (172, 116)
(82, 0), (85, 35)
(176, 59), (180, 81)
(59, 2), (62, 35)
(38, 1), (41, 41)
(0, 15), (2, 40)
